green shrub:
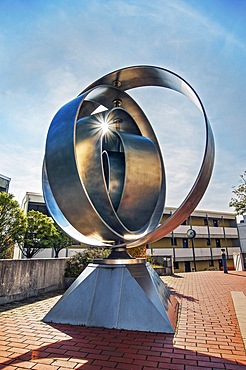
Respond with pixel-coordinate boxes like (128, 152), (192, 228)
(128, 245), (147, 258)
(65, 247), (111, 277)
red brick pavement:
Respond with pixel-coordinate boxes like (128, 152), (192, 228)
(0, 271), (245, 369)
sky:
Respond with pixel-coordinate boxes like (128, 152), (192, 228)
(0, 0), (245, 216)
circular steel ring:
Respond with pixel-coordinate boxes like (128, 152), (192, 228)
(43, 65), (215, 248)
(43, 83), (165, 246)
(81, 66), (215, 247)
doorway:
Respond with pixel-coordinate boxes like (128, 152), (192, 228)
(185, 261), (191, 272)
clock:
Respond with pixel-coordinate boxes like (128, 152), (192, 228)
(187, 228), (196, 239)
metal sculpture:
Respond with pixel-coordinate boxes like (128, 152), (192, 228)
(43, 65), (214, 249)
(43, 66), (214, 332)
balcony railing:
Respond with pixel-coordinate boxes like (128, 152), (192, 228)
(165, 225), (238, 238)
(147, 246), (241, 262)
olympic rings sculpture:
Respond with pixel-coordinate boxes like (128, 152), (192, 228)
(43, 66), (215, 248)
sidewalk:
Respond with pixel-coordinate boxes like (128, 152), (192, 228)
(0, 271), (245, 370)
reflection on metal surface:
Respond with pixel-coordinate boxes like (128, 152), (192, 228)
(43, 65), (215, 248)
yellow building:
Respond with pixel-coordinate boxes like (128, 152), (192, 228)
(18, 194), (243, 271)
(148, 206), (242, 273)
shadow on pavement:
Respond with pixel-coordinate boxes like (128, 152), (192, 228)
(227, 273), (246, 278)
(0, 323), (245, 369)
(171, 274), (184, 278)
(0, 290), (65, 313)
(168, 286), (199, 303)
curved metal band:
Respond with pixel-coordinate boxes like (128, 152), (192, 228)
(78, 86), (166, 235)
(44, 94), (123, 244)
(76, 122), (162, 232)
(75, 115), (131, 237)
(115, 132), (162, 231)
(102, 150), (125, 211)
(81, 66), (215, 247)
(43, 83), (165, 245)
(42, 160), (109, 246)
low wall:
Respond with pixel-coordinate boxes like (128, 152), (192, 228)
(0, 258), (68, 305)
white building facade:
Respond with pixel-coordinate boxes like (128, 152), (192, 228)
(238, 215), (246, 268)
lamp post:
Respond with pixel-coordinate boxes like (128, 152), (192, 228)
(187, 228), (196, 272)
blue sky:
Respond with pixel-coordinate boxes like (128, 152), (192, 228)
(0, 0), (245, 214)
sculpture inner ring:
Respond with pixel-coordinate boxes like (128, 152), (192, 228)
(43, 66), (215, 248)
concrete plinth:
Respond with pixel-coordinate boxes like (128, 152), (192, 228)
(43, 262), (178, 333)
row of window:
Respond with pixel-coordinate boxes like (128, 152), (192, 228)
(174, 259), (222, 271)
(171, 237), (221, 248)
(181, 218), (220, 227)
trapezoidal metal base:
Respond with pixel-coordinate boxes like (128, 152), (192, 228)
(43, 261), (178, 333)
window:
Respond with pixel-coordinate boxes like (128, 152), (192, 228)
(174, 261), (179, 270)
(171, 237), (177, 246)
(216, 239), (221, 248)
(213, 219), (219, 227)
(28, 202), (49, 216)
(207, 238), (211, 246)
(182, 238), (188, 248)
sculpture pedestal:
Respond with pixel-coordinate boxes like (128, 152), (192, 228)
(43, 261), (178, 333)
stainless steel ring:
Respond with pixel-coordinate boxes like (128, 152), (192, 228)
(43, 65), (214, 248)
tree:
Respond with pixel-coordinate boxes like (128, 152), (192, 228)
(50, 223), (73, 258)
(20, 210), (55, 258)
(0, 192), (26, 259)
(229, 171), (246, 215)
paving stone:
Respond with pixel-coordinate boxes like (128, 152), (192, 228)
(0, 271), (245, 369)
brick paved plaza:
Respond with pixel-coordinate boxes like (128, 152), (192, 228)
(0, 271), (245, 370)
